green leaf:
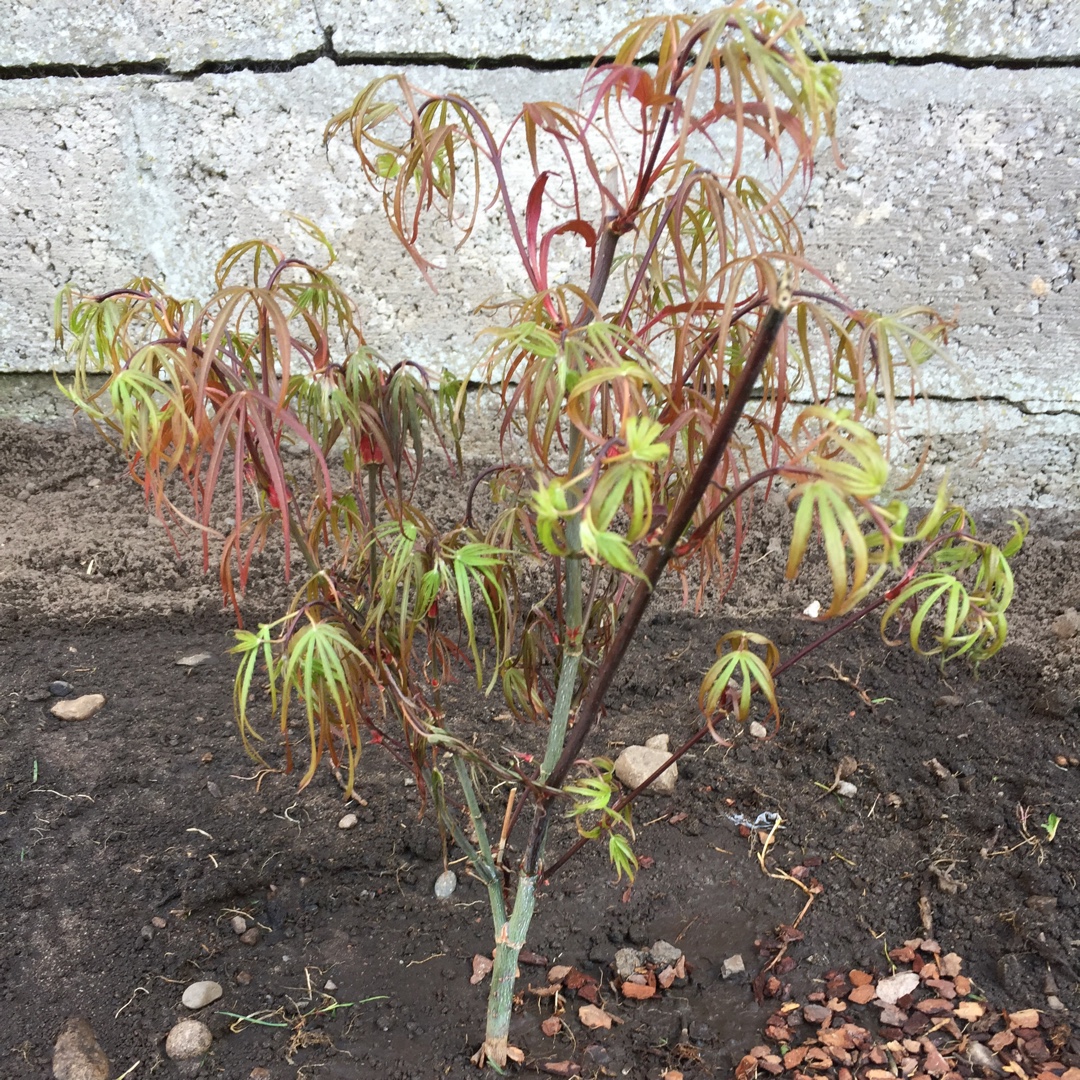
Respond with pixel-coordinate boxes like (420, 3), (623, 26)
(608, 833), (639, 883)
(699, 632), (780, 727)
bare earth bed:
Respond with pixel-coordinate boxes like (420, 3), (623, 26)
(1, 418), (1078, 1080)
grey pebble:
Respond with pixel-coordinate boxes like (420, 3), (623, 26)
(165, 1019), (213, 1060)
(49, 680), (73, 697)
(721, 954), (745, 980)
(614, 947), (645, 979)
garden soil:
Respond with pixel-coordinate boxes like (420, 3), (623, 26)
(1, 418), (1078, 1080)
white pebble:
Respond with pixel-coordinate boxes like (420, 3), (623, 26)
(836, 780), (858, 798)
(749, 721), (768, 739)
(338, 813), (358, 830)
(176, 653), (211, 667)
(434, 870), (457, 899)
(181, 980), (223, 1010)
(230, 916), (247, 935)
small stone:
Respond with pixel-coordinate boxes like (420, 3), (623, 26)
(176, 653), (212, 667)
(181, 980), (223, 1010)
(644, 733), (670, 752)
(434, 870), (457, 899)
(230, 916), (248, 935)
(748, 721), (768, 739)
(140, 925), (154, 942)
(613, 745), (677, 795)
(721, 954), (745, 980)
(49, 680), (73, 697)
(649, 940), (682, 968)
(249, 1069), (271, 1080)
(1047, 995), (1067, 1012)
(239, 928), (259, 945)
(234, 970), (253, 985)
(1051, 609), (1080, 640)
(836, 780), (858, 798)
(614, 948), (645, 979)
(876, 970), (920, 1005)
(151, 916), (167, 929)
(52, 1017), (110, 1080)
(324, 979), (338, 993)
(1025, 895), (1058, 914)
(338, 812), (358, 830)
(50, 694), (105, 721)
(165, 1019), (212, 1061)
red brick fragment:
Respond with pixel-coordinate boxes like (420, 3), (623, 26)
(915, 998), (955, 1016)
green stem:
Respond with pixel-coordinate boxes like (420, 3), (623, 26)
(480, 871), (537, 1070)
(431, 764), (506, 931)
(367, 464), (379, 596)
(539, 416), (587, 781)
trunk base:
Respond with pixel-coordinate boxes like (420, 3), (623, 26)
(470, 1036), (524, 1071)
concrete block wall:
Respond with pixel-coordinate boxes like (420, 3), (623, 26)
(2, 2), (1078, 508)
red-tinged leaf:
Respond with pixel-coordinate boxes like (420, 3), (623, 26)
(540, 1016), (562, 1037)
(576, 982), (600, 1005)
(525, 171), (553, 288)
(537, 219), (596, 291)
(547, 965), (572, 984)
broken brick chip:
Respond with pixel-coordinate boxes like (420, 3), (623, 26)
(924, 977), (956, 999)
(735, 1053), (759, 1080)
(939, 952), (963, 977)
(620, 980), (656, 1001)
(955, 1001), (985, 1022)
(849, 970), (874, 987)
(540, 1063), (578, 1078)
(915, 998), (954, 1016)
(848, 983), (877, 1005)
(578, 1004), (618, 1030)
(470, 954), (494, 985)
(541, 1016), (562, 1037)
(1008, 1009), (1042, 1030)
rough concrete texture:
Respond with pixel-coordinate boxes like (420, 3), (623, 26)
(1, 51), (1077, 504)
(3, 1), (1078, 69)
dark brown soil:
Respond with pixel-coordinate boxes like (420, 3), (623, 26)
(1, 418), (1078, 1079)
